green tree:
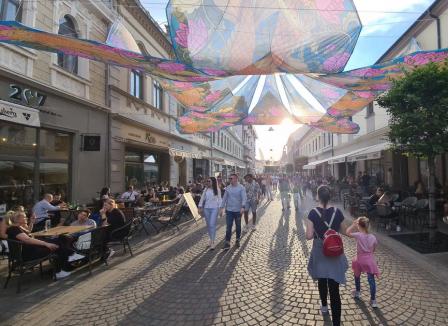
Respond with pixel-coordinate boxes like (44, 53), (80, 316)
(377, 62), (448, 229)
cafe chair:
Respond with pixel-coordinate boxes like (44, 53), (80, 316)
(409, 199), (429, 231)
(373, 204), (394, 231)
(4, 240), (56, 293)
(156, 198), (185, 232)
(108, 219), (136, 257)
(71, 226), (108, 275)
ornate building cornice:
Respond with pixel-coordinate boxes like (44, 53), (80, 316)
(118, 0), (174, 57)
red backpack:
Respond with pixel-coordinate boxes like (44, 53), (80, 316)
(313, 208), (344, 257)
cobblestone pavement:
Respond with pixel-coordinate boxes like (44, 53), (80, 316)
(2, 194), (448, 325)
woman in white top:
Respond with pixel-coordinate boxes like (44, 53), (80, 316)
(198, 177), (222, 250)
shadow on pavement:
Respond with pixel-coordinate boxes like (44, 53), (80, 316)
(116, 232), (255, 325)
(355, 299), (389, 325)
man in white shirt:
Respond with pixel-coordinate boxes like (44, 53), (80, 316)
(120, 186), (139, 204)
(32, 193), (65, 231)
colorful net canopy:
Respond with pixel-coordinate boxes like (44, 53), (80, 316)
(0, 0), (447, 134)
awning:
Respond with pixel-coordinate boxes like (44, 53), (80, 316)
(347, 143), (389, 162)
(0, 100), (40, 127)
(303, 157), (331, 169)
(328, 147), (368, 164)
(169, 148), (202, 159)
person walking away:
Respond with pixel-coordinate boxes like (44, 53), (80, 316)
(243, 174), (261, 231)
(292, 182), (301, 211)
(198, 177), (222, 250)
(278, 175), (291, 211)
(346, 216), (380, 308)
(266, 175), (273, 201)
(305, 186), (349, 326)
(220, 174), (247, 250)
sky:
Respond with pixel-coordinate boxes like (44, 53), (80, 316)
(141, 0), (436, 160)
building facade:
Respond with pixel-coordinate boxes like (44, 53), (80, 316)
(0, 0), (112, 209)
(286, 0), (448, 191)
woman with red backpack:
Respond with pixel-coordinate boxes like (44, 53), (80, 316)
(305, 185), (348, 326)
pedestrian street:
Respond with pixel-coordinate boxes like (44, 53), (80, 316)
(1, 193), (448, 326)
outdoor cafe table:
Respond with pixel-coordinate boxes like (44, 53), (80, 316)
(31, 225), (93, 238)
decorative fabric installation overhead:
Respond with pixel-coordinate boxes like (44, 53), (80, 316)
(0, 0), (447, 134)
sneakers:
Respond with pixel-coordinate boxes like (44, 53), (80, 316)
(107, 249), (115, 261)
(251, 224), (257, 231)
(210, 241), (216, 250)
(320, 305), (329, 314)
(55, 270), (71, 280)
(223, 242), (231, 250)
(370, 300), (378, 308)
(243, 225), (249, 233)
(235, 239), (240, 248)
(352, 291), (361, 299)
(68, 253), (85, 262)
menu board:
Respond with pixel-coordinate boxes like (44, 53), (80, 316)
(183, 192), (202, 221)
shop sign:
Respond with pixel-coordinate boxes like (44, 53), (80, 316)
(169, 147), (202, 159)
(0, 99), (40, 127)
(8, 84), (46, 108)
(115, 124), (170, 148)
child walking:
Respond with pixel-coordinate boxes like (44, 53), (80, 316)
(346, 216), (380, 308)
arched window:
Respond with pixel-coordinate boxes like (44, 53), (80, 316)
(57, 15), (78, 74)
(0, 0), (22, 21)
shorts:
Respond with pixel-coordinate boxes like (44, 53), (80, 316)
(245, 200), (258, 212)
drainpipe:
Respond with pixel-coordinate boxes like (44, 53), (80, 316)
(428, 11), (441, 49)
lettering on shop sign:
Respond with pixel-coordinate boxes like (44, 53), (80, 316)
(0, 107), (17, 118)
(145, 132), (156, 144)
(9, 84), (47, 108)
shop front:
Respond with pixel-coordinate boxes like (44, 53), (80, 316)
(0, 77), (108, 211)
(111, 118), (171, 192)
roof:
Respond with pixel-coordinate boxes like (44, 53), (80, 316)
(376, 0), (445, 63)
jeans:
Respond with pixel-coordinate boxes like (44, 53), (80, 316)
(318, 278), (341, 326)
(266, 185), (273, 201)
(203, 207), (219, 242)
(355, 273), (376, 301)
(225, 210), (242, 242)
(293, 193), (300, 209)
(280, 191), (290, 209)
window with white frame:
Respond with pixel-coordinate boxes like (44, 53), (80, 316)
(57, 15), (78, 74)
(0, 0), (22, 21)
(153, 80), (163, 110)
(130, 70), (143, 99)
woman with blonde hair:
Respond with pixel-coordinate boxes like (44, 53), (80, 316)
(6, 211), (72, 279)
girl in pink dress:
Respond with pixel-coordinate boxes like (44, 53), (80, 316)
(347, 216), (380, 308)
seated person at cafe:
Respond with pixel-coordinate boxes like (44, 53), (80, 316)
(33, 194), (66, 231)
(100, 199), (126, 259)
(120, 186), (139, 201)
(6, 211), (72, 279)
(70, 209), (97, 228)
(367, 187), (384, 211)
(50, 192), (65, 226)
(120, 186), (139, 207)
(377, 191), (393, 206)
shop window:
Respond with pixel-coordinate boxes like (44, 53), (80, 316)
(153, 80), (163, 110)
(366, 103), (374, 117)
(0, 161), (34, 210)
(39, 129), (70, 160)
(57, 15), (78, 74)
(0, 122), (36, 157)
(0, 0), (22, 21)
(125, 150), (160, 188)
(130, 70), (143, 99)
(39, 162), (69, 199)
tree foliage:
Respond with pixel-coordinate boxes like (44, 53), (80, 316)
(377, 62), (448, 159)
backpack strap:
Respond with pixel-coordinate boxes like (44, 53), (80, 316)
(313, 207), (338, 230)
